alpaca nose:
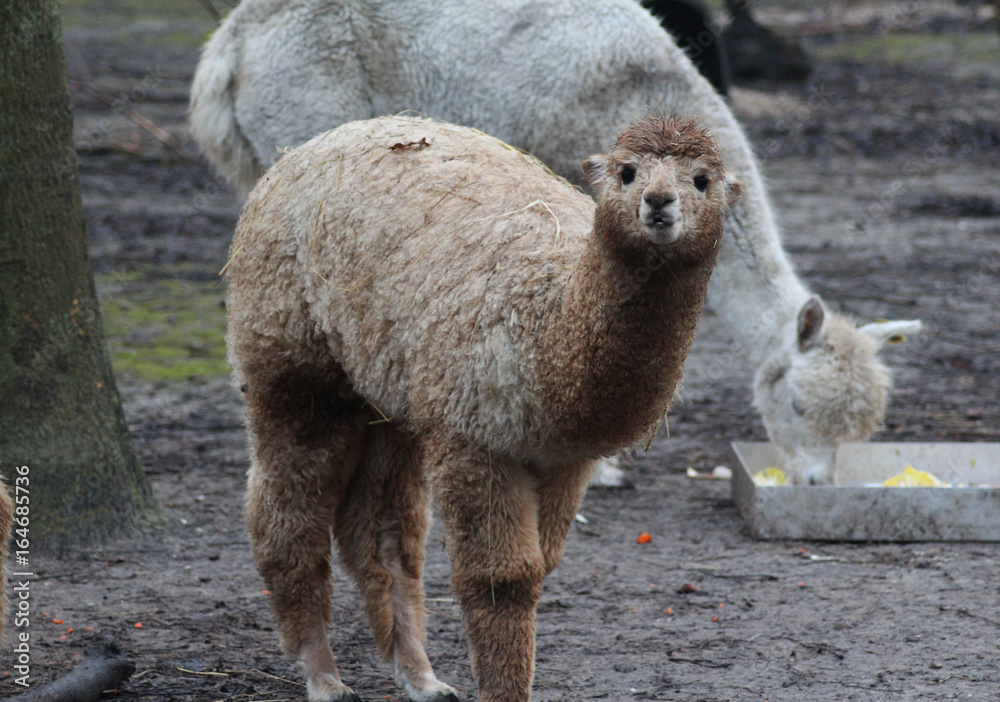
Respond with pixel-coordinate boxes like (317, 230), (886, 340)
(643, 189), (678, 212)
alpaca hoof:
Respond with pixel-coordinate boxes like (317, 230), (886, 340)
(403, 677), (460, 702)
(306, 673), (363, 702)
(420, 694), (460, 702)
(311, 691), (363, 702)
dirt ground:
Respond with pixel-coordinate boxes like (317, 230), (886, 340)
(4, 2), (1000, 700)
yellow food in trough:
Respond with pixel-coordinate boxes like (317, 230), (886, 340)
(752, 467), (788, 486)
(882, 466), (948, 487)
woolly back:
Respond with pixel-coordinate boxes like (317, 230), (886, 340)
(227, 114), (735, 461)
(227, 116), (597, 458)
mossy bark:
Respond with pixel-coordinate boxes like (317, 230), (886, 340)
(0, 0), (154, 552)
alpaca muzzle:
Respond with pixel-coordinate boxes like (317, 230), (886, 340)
(640, 192), (682, 242)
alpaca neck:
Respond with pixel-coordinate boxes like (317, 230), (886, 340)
(685, 92), (812, 366)
(538, 217), (717, 457)
(707, 189), (810, 367)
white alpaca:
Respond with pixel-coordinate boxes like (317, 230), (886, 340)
(191, 0), (921, 484)
(227, 114), (740, 701)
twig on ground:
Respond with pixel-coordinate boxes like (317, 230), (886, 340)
(69, 83), (193, 158)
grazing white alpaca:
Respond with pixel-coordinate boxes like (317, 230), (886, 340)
(226, 114), (741, 701)
(191, 0), (921, 484)
(753, 297), (920, 484)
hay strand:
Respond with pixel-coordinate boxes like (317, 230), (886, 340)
(364, 400), (394, 425)
(220, 173), (285, 276)
(469, 199), (562, 241)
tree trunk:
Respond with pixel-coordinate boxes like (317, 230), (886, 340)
(0, 0), (154, 552)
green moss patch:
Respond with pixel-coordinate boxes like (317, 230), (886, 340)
(98, 268), (230, 382)
(812, 31), (997, 68)
(59, 0), (219, 46)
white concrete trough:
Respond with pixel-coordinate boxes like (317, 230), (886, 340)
(731, 442), (1000, 542)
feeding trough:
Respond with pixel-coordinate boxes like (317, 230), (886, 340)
(731, 442), (1000, 542)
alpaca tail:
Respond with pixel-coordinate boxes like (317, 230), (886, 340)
(189, 30), (261, 197)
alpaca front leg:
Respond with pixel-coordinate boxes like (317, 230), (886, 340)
(431, 445), (546, 702)
(535, 460), (595, 575)
(334, 425), (458, 702)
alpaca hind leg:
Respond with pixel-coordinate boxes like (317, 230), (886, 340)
(335, 425), (458, 702)
(431, 442), (545, 702)
(243, 374), (366, 702)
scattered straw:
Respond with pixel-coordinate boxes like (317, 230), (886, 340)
(469, 199), (562, 241)
(220, 174), (285, 276)
(463, 125), (560, 180)
(308, 201), (325, 275)
(335, 154), (345, 191)
(309, 263), (376, 295)
(424, 164), (475, 225)
(364, 400), (393, 425)
(309, 265), (374, 371)
(239, 668), (305, 687)
(305, 202), (376, 295)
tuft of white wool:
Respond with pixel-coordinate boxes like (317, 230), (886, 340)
(190, 0), (922, 485)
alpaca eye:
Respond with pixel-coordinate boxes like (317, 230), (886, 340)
(693, 175), (709, 192)
(620, 167), (635, 186)
(791, 398), (807, 416)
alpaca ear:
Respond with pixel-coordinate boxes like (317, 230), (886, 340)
(723, 174), (743, 207)
(797, 296), (825, 352)
(581, 154), (608, 186)
(859, 319), (923, 348)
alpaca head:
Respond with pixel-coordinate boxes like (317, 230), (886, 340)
(754, 296), (923, 484)
(581, 116), (742, 255)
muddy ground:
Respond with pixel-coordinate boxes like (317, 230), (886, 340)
(4, 2), (1000, 701)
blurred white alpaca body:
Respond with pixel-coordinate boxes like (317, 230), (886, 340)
(191, 0), (921, 484)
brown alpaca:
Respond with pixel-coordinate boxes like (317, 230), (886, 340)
(225, 115), (741, 702)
